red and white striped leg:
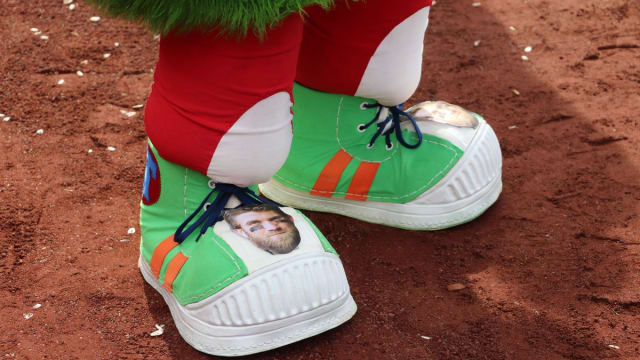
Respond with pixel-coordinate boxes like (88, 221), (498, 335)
(297, 0), (432, 105)
(145, 15), (304, 186)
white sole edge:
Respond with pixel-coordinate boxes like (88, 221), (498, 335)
(260, 175), (501, 230)
(138, 254), (357, 357)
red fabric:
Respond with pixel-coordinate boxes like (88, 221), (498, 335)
(145, 15), (303, 174)
(296, 0), (431, 95)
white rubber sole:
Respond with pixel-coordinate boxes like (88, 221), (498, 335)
(139, 253), (357, 357)
(260, 121), (502, 230)
(261, 175), (501, 230)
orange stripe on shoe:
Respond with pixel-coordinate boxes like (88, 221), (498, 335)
(162, 252), (188, 293)
(310, 149), (354, 197)
(345, 161), (381, 201)
(150, 234), (178, 278)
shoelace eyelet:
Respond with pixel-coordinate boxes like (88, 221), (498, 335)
(203, 202), (211, 211)
(357, 124), (367, 133)
(366, 143), (374, 149)
(360, 102), (371, 110)
(386, 143), (394, 151)
(358, 103), (423, 150)
(207, 179), (216, 189)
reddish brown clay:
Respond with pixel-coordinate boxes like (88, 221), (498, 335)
(1, 0), (639, 359)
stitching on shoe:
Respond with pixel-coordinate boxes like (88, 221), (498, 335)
(174, 234), (244, 303)
(273, 139), (459, 201)
(282, 176), (501, 228)
(335, 96), (398, 162)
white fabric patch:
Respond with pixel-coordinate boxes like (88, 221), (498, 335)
(214, 207), (325, 273)
(401, 118), (478, 150)
(207, 92), (293, 187)
(355, 7), (430, 106)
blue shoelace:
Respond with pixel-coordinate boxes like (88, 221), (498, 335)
(359, 103), (423, 149)
(173, 183), (279, 244)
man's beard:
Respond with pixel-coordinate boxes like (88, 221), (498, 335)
(254, 229), (301, 254)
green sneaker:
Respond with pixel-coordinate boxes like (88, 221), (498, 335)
(260, 83), (502, 230)
(139, 141), (356, 356)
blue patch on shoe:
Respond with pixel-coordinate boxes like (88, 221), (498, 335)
(142, 146), (161, 205)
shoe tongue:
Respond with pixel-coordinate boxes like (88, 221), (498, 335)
(376, 106), (389, 123)
(225, 195), (242, 209)
(376, 107), (394, 134)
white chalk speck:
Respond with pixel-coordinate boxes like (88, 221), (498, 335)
(509, 26), (517, 31)
(132, 104), (144, 109)
(150, 324), (165, 337)
(88, 149), (93, 153)
(103, 53), (111, 59)
(30, 28), (39, 33)
(40, 35), (49, 40)
(69, 3), (76, 10)
(63, 0), (73, 4)
(127, 227), (136, 234)
(90, 16), (101, 22)
(36, 129), (44, 135)
(608, 345), (620, 350)
(80, 59), (88, 65)
(24, 313), (34, 320)
(421, 336), (432, 340)
(57, 79), (65, 85)
(107, 146), (116, 151)
(3, 117), (10, 122)
(524, 46), (532, 53)
(76, 70), (84, 77)
(521, 55), (529, 61)
(120, 110), (136, 117)
(114, 42), (120, 47)
(474, 40), (481, 47)
(508, 125), (518, 130)
(33, 303), (42, 309)
(472, 2), (481, 6)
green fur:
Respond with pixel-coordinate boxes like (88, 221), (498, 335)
(87, 0), (335, 37)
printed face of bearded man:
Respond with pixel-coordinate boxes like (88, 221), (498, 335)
(224, 205), (301, 254)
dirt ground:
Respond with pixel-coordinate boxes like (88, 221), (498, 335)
(1, 0), (639, 359)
